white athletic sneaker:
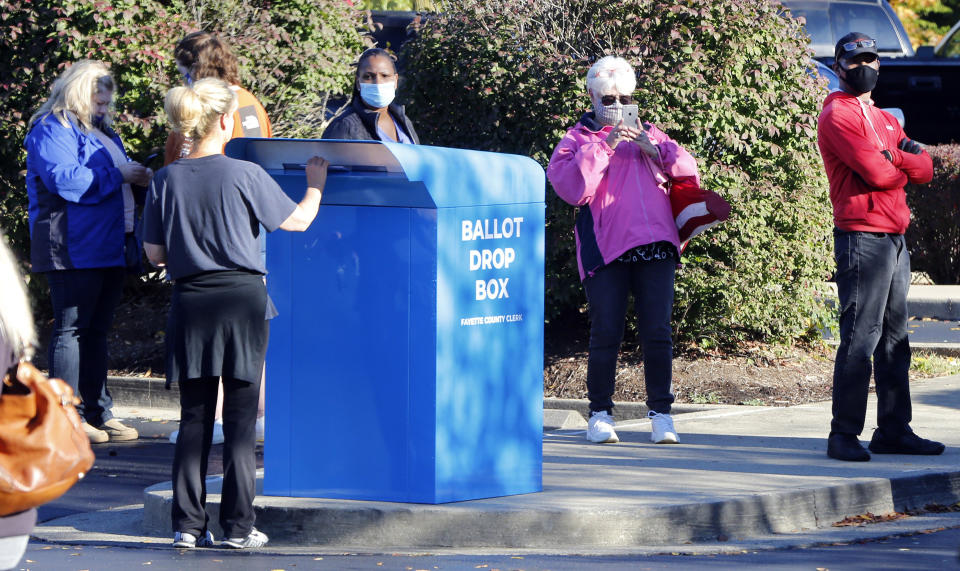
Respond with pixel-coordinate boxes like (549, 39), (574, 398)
(222, 527), (269, 549)
(169, 420), (225, 445)
(648, 411), (679, 444)
(172, 530), (214, 548)
(586, 411), (619, 443)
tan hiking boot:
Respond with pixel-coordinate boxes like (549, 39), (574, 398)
(82, 421), (109, 444)
(100, 418), (139, 441)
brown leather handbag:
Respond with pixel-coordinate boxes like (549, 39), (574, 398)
(0, 361), (95, 516)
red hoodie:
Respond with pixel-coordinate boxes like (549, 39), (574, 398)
(817, 90), (933, 234)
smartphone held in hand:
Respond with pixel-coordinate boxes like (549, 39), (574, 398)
(621, 104), (639, 129)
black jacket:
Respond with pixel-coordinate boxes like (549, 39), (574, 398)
(322, 98), (419, 144)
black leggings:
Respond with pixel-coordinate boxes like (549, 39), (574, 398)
(171, 375), (260, 539)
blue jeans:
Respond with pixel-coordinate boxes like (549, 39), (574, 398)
(583, 258), (676, 415)
(831, 230), (912, 437)
(46, 267), (124, 425)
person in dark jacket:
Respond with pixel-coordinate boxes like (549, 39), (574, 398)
(322, 48), (419, 143)
(818, 33), (944, 461)
(24, 60), (151, 444)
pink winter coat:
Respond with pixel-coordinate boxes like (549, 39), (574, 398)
(547, 113), (698, 281)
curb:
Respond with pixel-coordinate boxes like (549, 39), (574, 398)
(107, 379), (730, 425)
(823, 283), (960, 320)
(108, 375), (179, 409)
(137, 469), (960, 549)
(821, 339), (960, 357)
(543, 398), (730, 422)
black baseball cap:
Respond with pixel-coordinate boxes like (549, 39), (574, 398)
(835, 32), (879, 61)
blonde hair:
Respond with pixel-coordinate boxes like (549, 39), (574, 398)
(586, 56), (637, 97)
(164, 78), (237, 141)
(29, 60), (115, 132)
(0, 233), (35, 365)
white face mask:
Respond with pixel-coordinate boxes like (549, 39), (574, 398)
(359, 82), (396, 109)
(594, 99), (623, 126)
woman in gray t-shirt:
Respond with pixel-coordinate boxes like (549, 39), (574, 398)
(142, 78), (327, 550)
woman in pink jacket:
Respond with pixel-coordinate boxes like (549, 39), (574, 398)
(547, 56), (698, 446)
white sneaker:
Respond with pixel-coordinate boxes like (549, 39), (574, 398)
(172, 530), (214, 548)
(648, 411), (679, 444)
(586, 411), (619, 443)
(169, 420), (225, 445)
(222, 527), (269, 549)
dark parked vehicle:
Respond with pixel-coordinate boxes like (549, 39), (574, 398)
(783, 0), (959, 144)
(783, 0), (913, 58)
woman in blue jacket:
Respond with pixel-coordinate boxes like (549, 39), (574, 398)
(24, 60), (152, 444)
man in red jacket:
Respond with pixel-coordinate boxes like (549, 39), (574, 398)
(817, 32), (944, 461)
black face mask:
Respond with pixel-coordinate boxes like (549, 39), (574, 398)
(840, 64), (879, 95)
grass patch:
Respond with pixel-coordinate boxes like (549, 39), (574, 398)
(691, 392), (722, 405)
(911, 352), (960, 377)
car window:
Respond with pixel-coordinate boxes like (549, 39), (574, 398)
(828, 4), (902, 53)
(940, 28), (960, 57)
(790, 7), (834, 56)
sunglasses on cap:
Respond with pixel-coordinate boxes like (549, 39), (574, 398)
(840, 38), (876, 53)
(600, 95), (633, 106)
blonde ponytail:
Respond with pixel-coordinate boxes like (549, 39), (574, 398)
(164, 78), (237, 142)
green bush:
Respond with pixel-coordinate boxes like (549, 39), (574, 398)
(0, 0), (365, 276)
(401, 0), (834, 347)
(179, 0), (366, 137)
(906, 144), (960, 284)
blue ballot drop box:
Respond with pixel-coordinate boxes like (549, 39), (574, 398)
(225, 138), (545, 504)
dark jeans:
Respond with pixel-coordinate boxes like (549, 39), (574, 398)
(583, 258), (676, 415)
(172, 376), (260, 539)
(46, 267), (124, 425)
(831, 230), (912, 437)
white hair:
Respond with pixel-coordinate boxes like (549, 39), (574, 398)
(586, 56), (637, 96)
(0, 233), (35, 371)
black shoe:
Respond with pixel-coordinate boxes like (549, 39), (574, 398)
(827, 433), (871, 461)
(868, 429), (945, 455)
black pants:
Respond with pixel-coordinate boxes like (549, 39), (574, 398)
(831, 230), (912, 437)
(583, 258), (676, 415)
(172, 375), (260, 539)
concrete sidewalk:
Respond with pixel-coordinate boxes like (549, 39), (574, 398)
(34, 374), (960, 554)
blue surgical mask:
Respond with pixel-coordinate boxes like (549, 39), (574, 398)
(359, 82), (396, 109)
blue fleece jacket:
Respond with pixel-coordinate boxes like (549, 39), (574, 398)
(25, 114), (127, 272)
